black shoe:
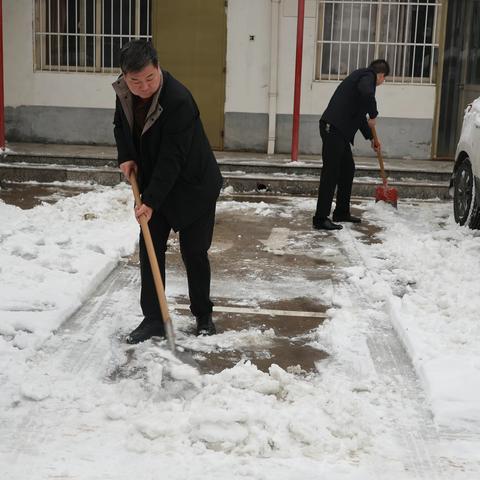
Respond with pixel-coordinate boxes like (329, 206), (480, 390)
(196, 314), (216, 336)
(312, 217), (343, 230)
(126, 318), (165, 344)
(332, 213), (361, 223)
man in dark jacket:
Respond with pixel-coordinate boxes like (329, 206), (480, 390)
(313, 59), (390, 230)
(113, 40), (223, 343)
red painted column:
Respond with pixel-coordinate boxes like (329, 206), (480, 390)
(0, 0), (4, 150)
(290, 0), (305, 162)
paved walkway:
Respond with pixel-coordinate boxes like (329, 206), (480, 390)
(0, 183), (358, 373)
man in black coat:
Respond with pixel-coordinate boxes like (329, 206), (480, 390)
(313, 59), (390, 230)
(113, 40), (223, 343)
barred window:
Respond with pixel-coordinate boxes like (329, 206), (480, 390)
(315, 0), (443, 84)
(34, 0), (152, 73)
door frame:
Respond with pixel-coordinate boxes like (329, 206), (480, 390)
(431, 0), (449, 159)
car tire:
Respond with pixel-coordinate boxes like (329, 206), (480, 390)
(453, 157), (480, 228)
(470, 191), (480, 229)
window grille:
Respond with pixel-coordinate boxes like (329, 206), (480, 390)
(315, 0), (443, 84)
(34, 0), (152, 73)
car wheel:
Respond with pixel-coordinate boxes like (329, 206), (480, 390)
(453, 157), (480, 228)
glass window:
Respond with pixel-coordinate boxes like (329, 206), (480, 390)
(316, 0), (443, 85)
(34, 0), (152, 73)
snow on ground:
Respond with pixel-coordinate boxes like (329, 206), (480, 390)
(0, 184), (137, 341)
(1, 187), (480, 478)
(340, 199), (480, 431)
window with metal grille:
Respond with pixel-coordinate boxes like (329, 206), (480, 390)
(315, 0), (443, 84)
(34, 0), (152, 73)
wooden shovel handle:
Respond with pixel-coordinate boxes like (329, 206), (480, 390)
(371, 125), (388, 185)
(129, 172), (175, 350)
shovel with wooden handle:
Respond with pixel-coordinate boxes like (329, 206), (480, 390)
(371, 126), (398, 208)
(129, 171), (176, 352)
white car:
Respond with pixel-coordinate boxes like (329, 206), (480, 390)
(452, 97), (480, 229)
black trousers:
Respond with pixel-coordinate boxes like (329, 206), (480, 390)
(314, 122), (355, 220)
(139, 204), (216, 322)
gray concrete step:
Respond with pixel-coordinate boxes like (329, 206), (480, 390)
(2, 151), (451, 183)
(0, 142), (453, 199)
(224, 172), (449, 199)
(0, 161), (123, 185)
(216, 157), (452, 184)
(0, 161), (450, 199)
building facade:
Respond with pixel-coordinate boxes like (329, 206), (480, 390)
(3, 0), (478, 159)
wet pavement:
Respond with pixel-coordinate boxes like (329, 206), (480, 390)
(160, 193), (359, 374)
(191, 312), (329, 373)
(0, 181), (94, 209)
(1, 182), (376, 374)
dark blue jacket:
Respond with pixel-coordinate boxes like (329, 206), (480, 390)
(321, 67), (378, 144)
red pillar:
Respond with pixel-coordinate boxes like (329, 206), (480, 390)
(0, 0), (4, 150)
(290, 0), (305, 162)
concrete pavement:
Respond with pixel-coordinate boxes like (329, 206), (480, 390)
(0, 183), (381, 373)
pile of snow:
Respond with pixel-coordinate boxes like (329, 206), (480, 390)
(344, 200), (480, 431)
(0, 184), (137, 342)
(112, 350), (379, 460)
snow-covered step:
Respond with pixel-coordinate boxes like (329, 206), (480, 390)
(222, 172), (450, 199)
(218, 159), (451, 184)
(4, 149), (451, 184)
(0, 161), (449, 199)
(0, 162), (122, 186)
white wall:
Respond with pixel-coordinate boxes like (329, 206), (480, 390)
(3, 0), (436, 151)
(4, 0), (436, 118)
(4, 0), (117, 109)
(225, 0), (271, 114)
(226, 0), (436, 120)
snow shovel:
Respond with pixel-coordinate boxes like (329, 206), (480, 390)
(129, 172), (196, 366)
(371, 126), (398, 208)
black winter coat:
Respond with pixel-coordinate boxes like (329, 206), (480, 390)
(321, 67), (378, 144)
(113, 71), (223, 231)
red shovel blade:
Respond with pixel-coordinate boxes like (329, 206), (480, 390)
(375, 184), (398, 208)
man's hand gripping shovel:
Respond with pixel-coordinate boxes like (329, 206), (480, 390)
(129, 171), (197, 367)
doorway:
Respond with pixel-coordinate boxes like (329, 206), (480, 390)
(151, 1), (227, 150)
(437, 0), (480, 158)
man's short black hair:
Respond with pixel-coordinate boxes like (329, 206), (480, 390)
(369, 59), (390, 76)
(119, 39), (158, 74)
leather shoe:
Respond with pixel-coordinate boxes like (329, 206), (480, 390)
(312, 217), (343, 230)
(126, 318), (165, 344)
(196, 314), (216, 336)
(332, 213), (361, 223)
